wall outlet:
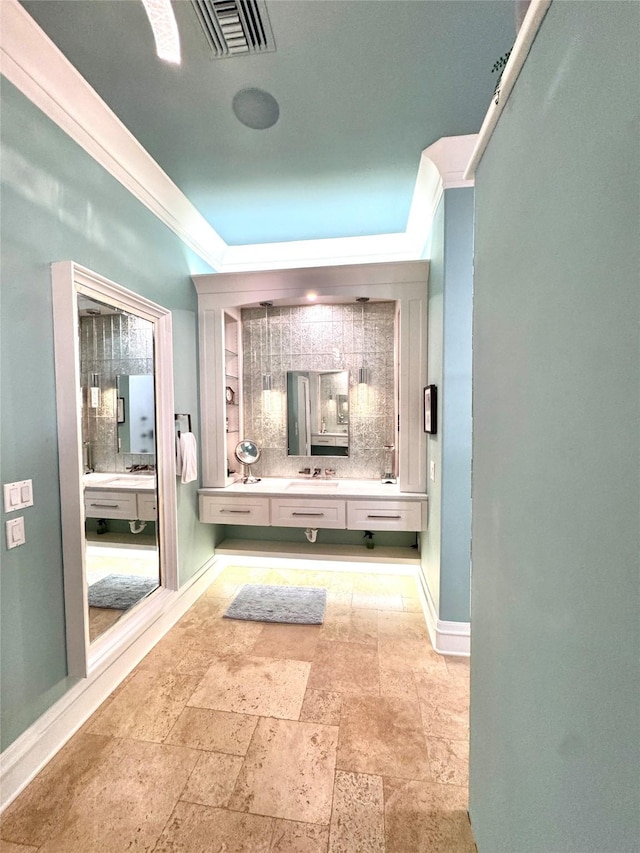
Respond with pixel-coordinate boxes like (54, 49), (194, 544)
(430, 460), (436, 481)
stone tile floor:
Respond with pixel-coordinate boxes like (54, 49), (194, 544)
(0, 564), (473, 852)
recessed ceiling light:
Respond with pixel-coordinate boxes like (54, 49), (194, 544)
(232, 88), (280, 130)
(306, 292), (318, 302)
(141, 0), (181, 65)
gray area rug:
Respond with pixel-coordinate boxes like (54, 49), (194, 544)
(224, 584), (327, 625)
(88, 574), (157, 610)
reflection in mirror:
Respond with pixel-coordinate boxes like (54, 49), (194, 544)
(116, 374), (155, 454)
(287, 370), (349, 457)
(79, 295), (159, 642)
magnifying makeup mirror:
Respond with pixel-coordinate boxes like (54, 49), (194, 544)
(235, 439), (261, 483)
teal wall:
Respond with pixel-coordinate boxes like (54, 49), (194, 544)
(421, 188), (474, 624)
(469, 3), (640, 851)
(0, 80), (215, 750)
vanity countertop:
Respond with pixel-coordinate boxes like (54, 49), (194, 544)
(199, 478), (427, 500)
(83, 472), (156, 492)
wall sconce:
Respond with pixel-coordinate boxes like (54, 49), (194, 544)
(262, 373), (272, 392)
(89, 373), (100, 408)
(260, 301), (273, 396)
(356, 297), (369, 386)
(358, 366), (368, 385)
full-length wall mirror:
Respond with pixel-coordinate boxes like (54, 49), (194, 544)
(52, 262), (177, 677)
(79, 297), (159, 643)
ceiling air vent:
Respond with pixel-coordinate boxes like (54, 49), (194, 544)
(190, 0), (276, 57)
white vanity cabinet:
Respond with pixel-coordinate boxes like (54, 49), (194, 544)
(84, 489), (138, 520)
(346, 499), (425, 531)
(84, 488), (156, 521)
(199, 481), (426, 534)
(270, 497), (346, 529)
(199, 494), (270, 526)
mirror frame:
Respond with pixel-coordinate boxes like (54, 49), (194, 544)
(52, 261), (178, 677)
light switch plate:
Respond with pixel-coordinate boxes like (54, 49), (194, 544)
(3, 479), (33, 512)
(6, 516), (25, 549)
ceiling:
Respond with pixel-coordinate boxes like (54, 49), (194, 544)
(21, 0), (516, 249)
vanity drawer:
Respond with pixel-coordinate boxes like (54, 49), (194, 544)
(137, 492), (157, 521)
(270, 498), (346, 529)
(346, 499), (425, 531)
(199, 495), (270, 526)
(85, 490), (138, 520)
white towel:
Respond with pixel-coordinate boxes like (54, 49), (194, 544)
(178, 432), (198, 484)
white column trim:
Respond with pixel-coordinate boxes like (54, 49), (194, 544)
(416, 571), (471, 657)
(465, 0), (553, 179)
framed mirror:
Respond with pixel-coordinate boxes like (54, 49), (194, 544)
(52, 261), (177, 677)
(286, 370), (349, 457)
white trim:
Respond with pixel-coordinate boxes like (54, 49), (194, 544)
(51, 262), (178, 677)
(0, 556), (221, 813)
(416, 571), (470, 657)
(0, 0), (225, 271)
(464, 0), (552, 179)
(1, 0), (474, 272)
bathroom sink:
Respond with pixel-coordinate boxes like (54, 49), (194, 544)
(101, 475), (156, 489)
(285, 479), (339, 493)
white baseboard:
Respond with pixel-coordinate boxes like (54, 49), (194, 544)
(416, 571), (470, 657)
(0, 556), (222, 813)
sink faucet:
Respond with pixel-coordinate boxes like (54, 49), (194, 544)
(324, 468), (335, 478)
(312, 467), (322, 477)
(298, 467), (311, 476)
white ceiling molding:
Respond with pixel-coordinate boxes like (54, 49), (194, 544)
(1, 0), (475, 273)
(0, 0), (225, 270)
(465, 0), (552, 179)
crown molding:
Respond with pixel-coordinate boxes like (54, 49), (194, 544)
(0, 0), (226, 271)
(465, 0), (552, 179)
(1, 0), (476, 273)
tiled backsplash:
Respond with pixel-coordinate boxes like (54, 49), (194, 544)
(80, 312), (155, 473)
(242, 301), (396, 480)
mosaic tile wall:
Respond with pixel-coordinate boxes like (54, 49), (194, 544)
(79, 312), (155, 473)
(242, 301), (396, 480)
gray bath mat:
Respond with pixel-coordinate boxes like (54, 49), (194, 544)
(224, 584), (327, 625)
(88, 574), (157, 610)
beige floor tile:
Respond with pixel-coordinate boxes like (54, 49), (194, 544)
(87, 670), (201, 742)
(308, 641), (379, 695)
(174, 595), (228, 634)
(414, 675), (470, 741)
(164, 706), (258, 754)
(377, 609), (429, 640)
(444, 655), (471, 679)
(270, 819), (330, 853)
(135, 630), (197, 673)
(88, 606), (121, 641)
(0, 734), (112, 847)
(154, 801), (274, 852)
(426, 737), (469, 787)
(189, 619), (266, 655)
(337, 695), (431, 780)
(320, 608), (378, 645)
(38, 739), (199, 853)
(384, 777), (474, 853)
(181, 751), (244, 807)
(378, 637), (448, 676)
(250, 623), (322, 661)
(328, 770), (385, 853)
(188, 655), (310, 719)
(402, 596), (423, 613)
(299, 688), (342, 726)
(228, 717), (338, 824)
(378, 669), (419, 703)
(0, 842), (39, 853)
(203, 574), (242, 599)
(351, 591), (404, 611)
